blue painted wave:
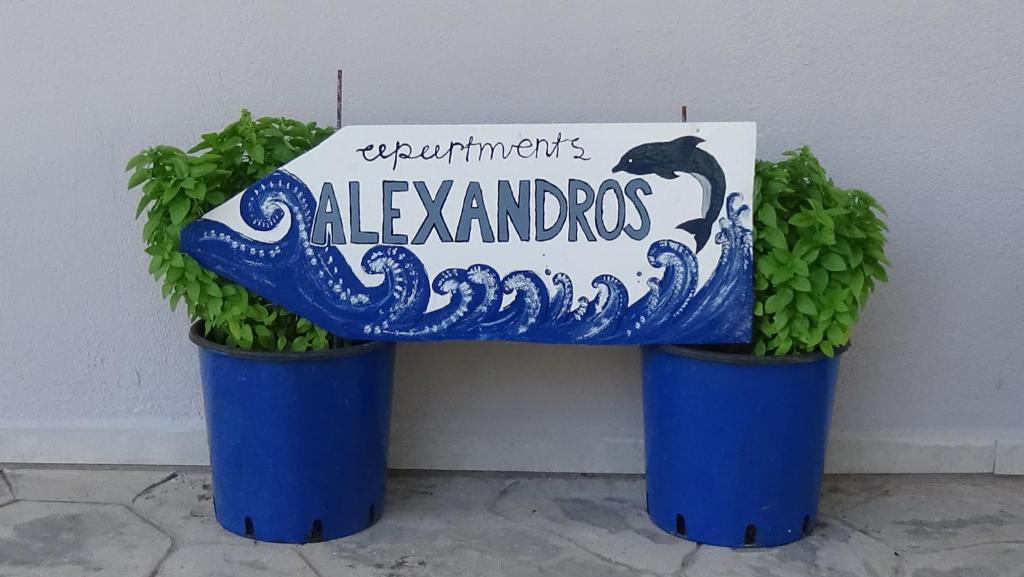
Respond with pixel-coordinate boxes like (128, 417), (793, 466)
(180, 170), (752, 344)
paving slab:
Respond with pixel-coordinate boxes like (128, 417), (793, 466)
(387, 472), (521, 513)
(490, 475), (694, 575)
(4, 470), (1024, 576)
(818, 474), (892, 517)
(131, 471), (249, 546)
(840, 475), (1024, 553)
(0, 500), (170, 577)
(900, 542), (1024, 577)
(301, 512), (643, 577)
(4, 467), (176, 504)
(156, 544), (317, 577)
(301, 476), (647, 577)
(684, 518), (900, 577)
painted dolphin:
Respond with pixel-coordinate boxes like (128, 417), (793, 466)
(612, 136), (725, 252)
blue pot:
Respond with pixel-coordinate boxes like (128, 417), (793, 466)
(642, 345), (842, 548)
(191, 324), (395, 543)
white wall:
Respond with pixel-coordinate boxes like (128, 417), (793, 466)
(2, 0), (1023, 473)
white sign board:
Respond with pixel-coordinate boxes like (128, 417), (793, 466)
(181, 122), (756, 343)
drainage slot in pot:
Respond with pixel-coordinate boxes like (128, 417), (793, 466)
(675, 514), (687, 536)
(368, 504), (376, 525)
(308, 519), (324, 542)
(744, 524), (757, 546)
(802, 515), (813, 536)
(243, 517), (254, 537)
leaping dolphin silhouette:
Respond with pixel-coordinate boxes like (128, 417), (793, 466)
(612, 136), (724, 253)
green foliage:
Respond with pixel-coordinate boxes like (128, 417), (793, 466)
(128, 110), (342, 351)
(752, 147), (889, 357)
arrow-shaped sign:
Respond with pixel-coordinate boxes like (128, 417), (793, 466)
(181, 122), (755, 344)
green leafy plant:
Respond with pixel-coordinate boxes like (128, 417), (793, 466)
(752, 147), (889, 357)
(128, 110), (343, 352)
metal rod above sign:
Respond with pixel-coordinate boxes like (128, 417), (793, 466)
(336, 69), (344, 130)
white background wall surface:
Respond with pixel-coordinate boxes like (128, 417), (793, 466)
(1, 1), (1023, 473)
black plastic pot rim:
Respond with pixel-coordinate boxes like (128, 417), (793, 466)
(649, 343), (850, 366)
(189, 322), (391, 362)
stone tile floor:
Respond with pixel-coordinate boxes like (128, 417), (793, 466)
(0, 468), (1022, 576)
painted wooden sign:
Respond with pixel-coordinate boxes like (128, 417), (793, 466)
(181, 122), (756, 344)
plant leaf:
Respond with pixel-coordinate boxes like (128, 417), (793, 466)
(128, 168), (150, 189)
(169, 197), (191, 225)
(796, 292), (818, 316)
(821, 252), (847, 271)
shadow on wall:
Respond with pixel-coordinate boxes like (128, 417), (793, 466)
(390, 341), (643, 468)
